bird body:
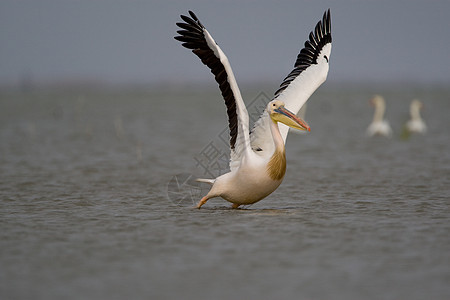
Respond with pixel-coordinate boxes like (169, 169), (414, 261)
(199, 103), (294, 207)
(175, 10), (332, 208)
(205, 154), (283, 206)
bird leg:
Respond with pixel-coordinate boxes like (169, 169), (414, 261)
(231, 203), (240, 209)
(196, 196), (209, 209)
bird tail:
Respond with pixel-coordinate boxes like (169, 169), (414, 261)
(196, 178), (215, 185)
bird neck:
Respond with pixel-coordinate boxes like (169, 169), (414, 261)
(410, 104), (421, 121)
(267, 120), (287, 181)
(373, 102), (385, 122)
(269, 119), (286, 152)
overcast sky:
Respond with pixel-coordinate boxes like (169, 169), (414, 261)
(1, 0), (449, 87)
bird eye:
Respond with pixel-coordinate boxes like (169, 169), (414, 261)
(272, 103), (276, 107)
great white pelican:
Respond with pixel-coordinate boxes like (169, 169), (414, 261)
(174, 10), (332, 208)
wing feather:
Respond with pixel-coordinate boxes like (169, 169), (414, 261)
(175, 11), (250, 171)
(250, 9), (332, 154)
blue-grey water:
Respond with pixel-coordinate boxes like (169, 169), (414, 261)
(1, 85), (449, 300)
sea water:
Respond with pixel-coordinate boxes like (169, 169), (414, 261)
(1, 84), (449, 299)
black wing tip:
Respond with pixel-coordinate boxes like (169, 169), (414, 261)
(274, 9), (332, 97)
(188, 10), (198, 20)
(301, 9), (332, 61)
(179, 10), (196, 19)
(324, 9), (331, 35)
(175, 11), (206, 47)
(178, 10), (204, 29)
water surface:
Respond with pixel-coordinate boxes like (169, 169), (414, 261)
(1, 85), (449, 299)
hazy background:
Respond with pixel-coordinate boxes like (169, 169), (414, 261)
(1, 0), (449, 89)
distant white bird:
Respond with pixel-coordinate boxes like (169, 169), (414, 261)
(405, 99), (427, 134)
(366, 95), (393, 137)
(175, 10), (332, 208)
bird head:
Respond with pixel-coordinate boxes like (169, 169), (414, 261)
(411, 99), (424, 110)
(268, 100), (310, 131)
(370, 95), (385, 107)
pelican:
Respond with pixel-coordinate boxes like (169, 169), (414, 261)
(366, 95), (393, 137)
(405, 99), (426, 134)
(175, 10), (332, 208)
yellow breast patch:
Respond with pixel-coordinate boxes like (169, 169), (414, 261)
(267, 149), (286, 181)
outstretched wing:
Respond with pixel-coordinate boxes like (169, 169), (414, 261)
(175, 11), (250, 172)
(251, 9), (332, 155)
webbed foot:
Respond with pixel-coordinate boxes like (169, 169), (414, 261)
(196, 196), (209, 209)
